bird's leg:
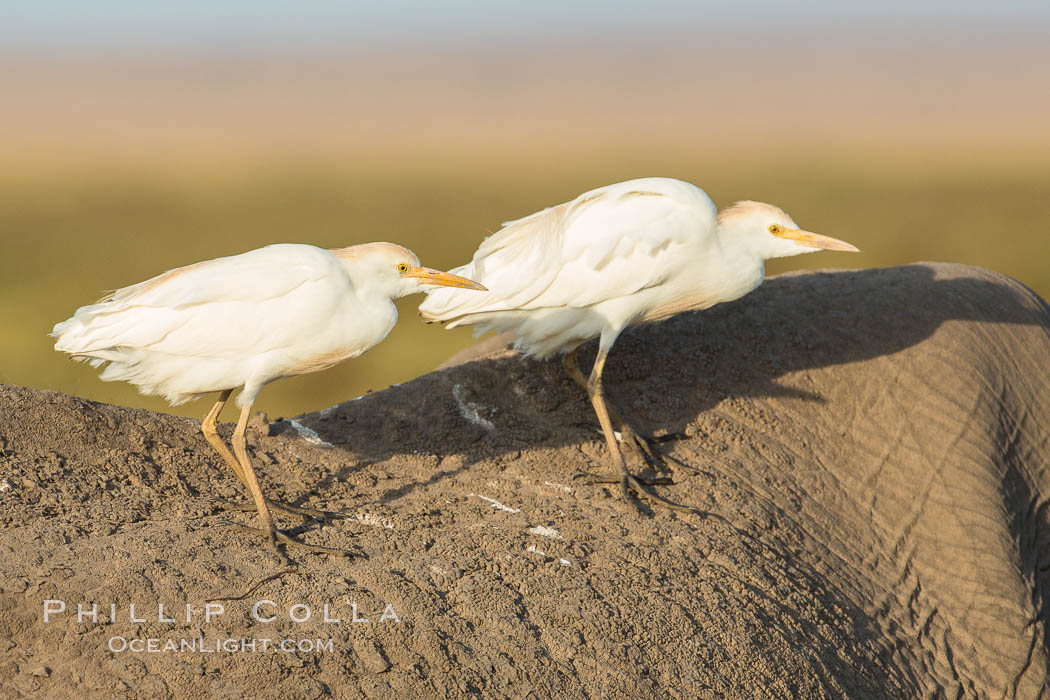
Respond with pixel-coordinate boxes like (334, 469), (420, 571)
(574, 347), (693, 514)
(564, 348), (664, 472)
(229, 401), (353, 562)
(201, 391), (345, 521)
(229, 402), (283, 558)
(562, 349), (685, 472)
(561, 348), (589, 389)
(202, 390), (252, 485)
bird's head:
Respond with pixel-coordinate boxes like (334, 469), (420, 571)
(333, 242), (486, 299)
(716, 201), (859, 260)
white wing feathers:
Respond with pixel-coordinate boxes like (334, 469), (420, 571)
(52, 244), (340, 359)
(419, 178), (715, 325)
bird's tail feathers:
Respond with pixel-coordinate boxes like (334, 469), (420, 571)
(418, 282), (489, 322)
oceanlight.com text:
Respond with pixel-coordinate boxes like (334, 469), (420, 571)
(107, 637), (335, 654)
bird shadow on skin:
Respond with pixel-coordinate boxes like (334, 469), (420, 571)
(296, 263), (1049, 487)
(297, 451), (483, 510)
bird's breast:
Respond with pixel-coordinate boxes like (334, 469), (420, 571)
(285, 347), (363, 376)
(634, 258), (764, 325)
(636, 289), (718, 324)
(274, 294), (397, 380)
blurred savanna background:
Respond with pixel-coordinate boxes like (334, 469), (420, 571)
(2, 1), (1049, 419)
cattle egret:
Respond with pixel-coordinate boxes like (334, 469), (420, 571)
(419, 177), (859, 511)
(53, 242), (485, 561)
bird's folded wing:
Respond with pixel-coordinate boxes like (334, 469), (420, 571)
(54, 244), (344, 357)
(97, 244), (331, 309)
(420, 186), (715, 320)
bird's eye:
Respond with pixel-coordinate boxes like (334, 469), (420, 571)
(397, 263), (409, 273)
(768, 224), (782, 234)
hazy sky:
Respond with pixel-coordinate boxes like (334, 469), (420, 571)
(2, 0), (1047, 51)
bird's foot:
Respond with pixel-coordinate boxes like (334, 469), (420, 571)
(572, 470), (698, 514)
(616, 424), (696, 474)
(572, 470), (673, 487)
(225, 522), (357, 564)
(216, 496), (349, 521)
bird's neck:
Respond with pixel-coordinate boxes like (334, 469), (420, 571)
(635, 243), (764, 324)
(354, 283), (401, 309)
(710, 225), (767, 299)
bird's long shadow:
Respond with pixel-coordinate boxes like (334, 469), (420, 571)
(297, 264), (1049, 476)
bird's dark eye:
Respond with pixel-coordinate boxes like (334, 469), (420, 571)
(768, 224), (781, 234)
(397, 263), (409, 273)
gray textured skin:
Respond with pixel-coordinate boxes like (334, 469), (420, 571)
(1, 263), (1047, 697)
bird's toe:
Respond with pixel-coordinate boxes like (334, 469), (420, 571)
(225, 521), (357, 562)
(216, 496), (350, 522)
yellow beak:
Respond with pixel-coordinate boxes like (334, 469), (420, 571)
(776, 228), (860, 252)
(405, 266), (487, 291)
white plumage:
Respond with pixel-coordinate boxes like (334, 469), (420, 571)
(53, 241), (485, 560)
(420, 177), (859, 510)
(57, 244), (392, 406)
(421, 178), (718, 356)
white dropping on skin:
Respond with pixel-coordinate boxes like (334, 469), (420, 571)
(318, 404), (341, 419)
(544, 481), (573, 494)
(527, 525), (563, 539)
(352, 513), (394, 530)
(452, 384), (495, 431)
(470, 494), (520, 513)
(288, 420), (334, 448)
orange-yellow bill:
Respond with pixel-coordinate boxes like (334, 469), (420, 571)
(406, 266), (487, 291)
(773, 229), (860, 252)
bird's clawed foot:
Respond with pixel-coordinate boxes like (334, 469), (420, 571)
(616, 423), (690, 471)
(226, 522), (357, 565)
(572, 470), (673, 487)
(571, 469), (698, 514)
(216, 496), (349, 521)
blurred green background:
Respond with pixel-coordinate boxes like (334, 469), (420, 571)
(2, 4), (1049, 419)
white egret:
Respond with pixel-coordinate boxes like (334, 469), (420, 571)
(53, 242), (486, 561)
(419, 177), (859, 511)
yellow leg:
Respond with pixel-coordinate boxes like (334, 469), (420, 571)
(584, 347), (634, 505)
(576, 346), (694, 514)
(226, 400), (354, 561)
(562, 348), (588, 390)
(230, 402), (281, 544)
(563, 348), (686, 469)
(202, 391), (346, 522)
(201, 390), (248, 485)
